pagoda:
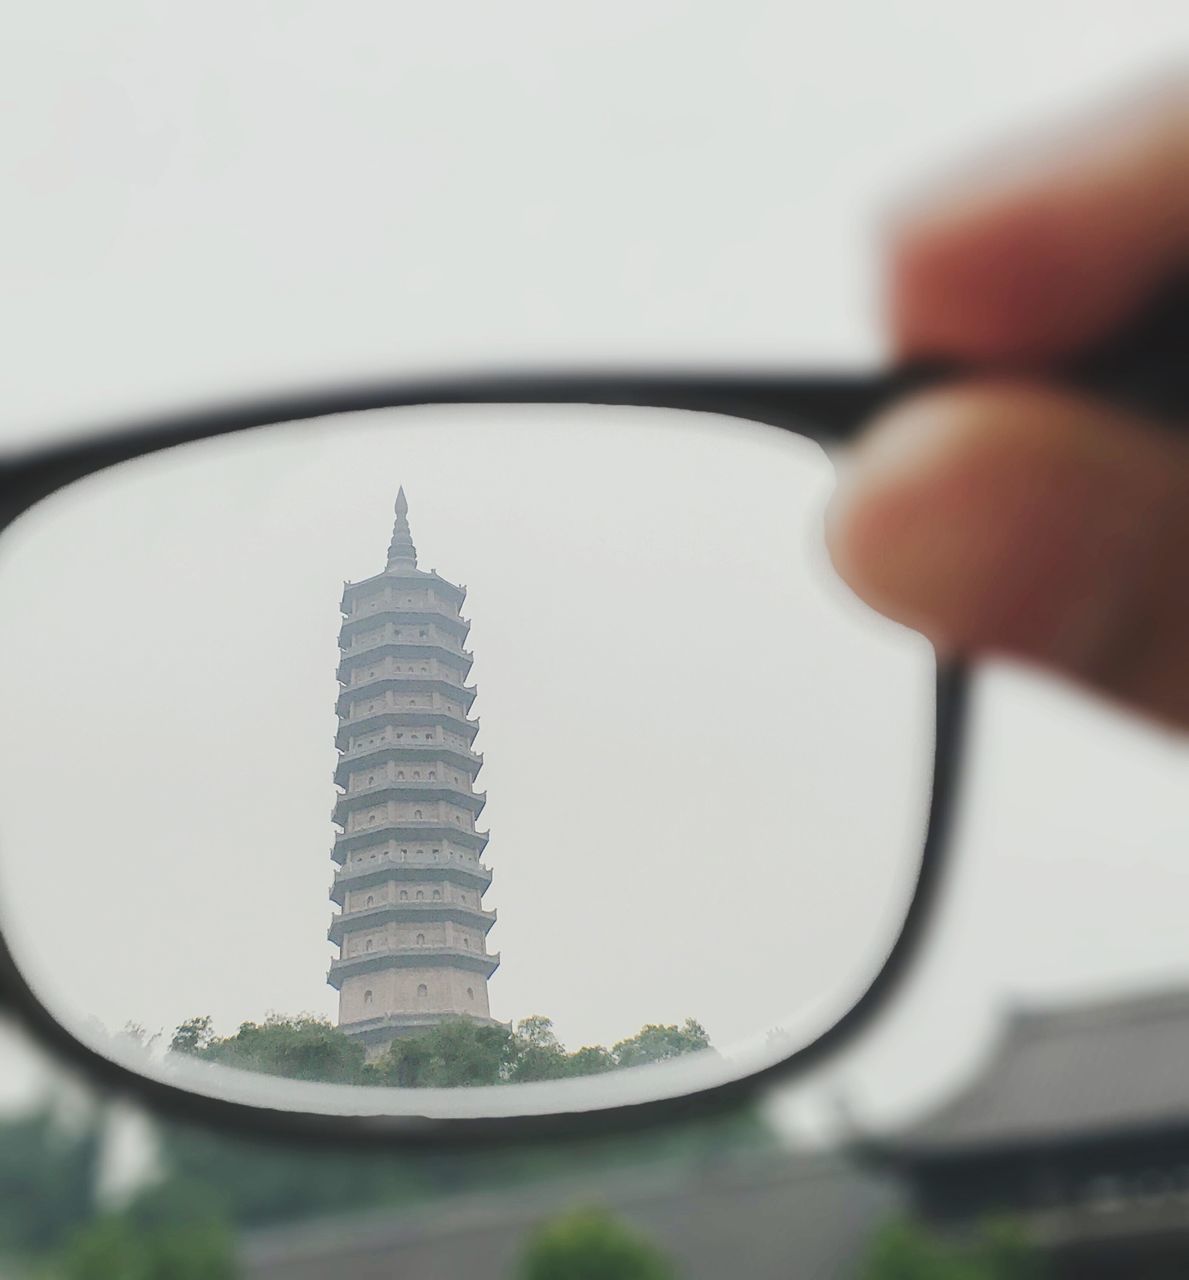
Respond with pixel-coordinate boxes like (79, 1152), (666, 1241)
(327, 489), (500, 1052)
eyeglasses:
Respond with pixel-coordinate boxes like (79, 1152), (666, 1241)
(0, 283), (1182, 1146)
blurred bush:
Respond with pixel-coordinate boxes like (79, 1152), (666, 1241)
(0, 1083), (766, 1277)
(516, 1207), (676, 1280)
(862, 1217), (1049, 1280)
(57, 1214), (236, 1280)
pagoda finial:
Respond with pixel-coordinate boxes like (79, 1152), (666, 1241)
(387, 486), (418, 568)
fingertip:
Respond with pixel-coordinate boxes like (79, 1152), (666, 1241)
(826, 386), (1001, 648)
(883, 79), (1189, 361)
(826, 381), (1189, 726)
(886, 197), (1099, 361)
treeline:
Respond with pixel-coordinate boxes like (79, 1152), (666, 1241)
(0, 1019), (761, 1278)
(0, 1102), (1040, 1280)
(168, 1012), (712, 1087)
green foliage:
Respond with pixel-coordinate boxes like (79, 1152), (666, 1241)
(0, 1098), (768, 1275)
(0, 1008), (758, 1277)
(506, 1016), (573, 1083)
(566, 1045), (615, 1076)
(863, 1220), (962, 1280)
(0, 1109), (99, 1254)
(972, 1220), (1049, 1280)
(366, 1014), (712, 1087)
(862, 1217), (1049, 1280)
(612, 1019), (711, 1068)
(169, 1015), (214, 1056)
(169, 1010), (714, 1091)
(375, 1019), (514, 1087)
(178, 1014), (367, 1084)
(517, 1207), (676, 1280)
(139, 1007), (734, 1242)
(58, 1213), (236, 1280)
(147, 1121), (441, 1229)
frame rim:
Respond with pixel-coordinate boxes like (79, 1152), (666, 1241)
(0, 371), (969, 1148)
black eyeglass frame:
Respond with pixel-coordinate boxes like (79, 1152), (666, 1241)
(0, 365), (974, 1149)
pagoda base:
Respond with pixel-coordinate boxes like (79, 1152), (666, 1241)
(340, 1011), (509, 1059)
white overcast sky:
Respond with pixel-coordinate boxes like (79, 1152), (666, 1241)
(0, 2), (1186, 1129)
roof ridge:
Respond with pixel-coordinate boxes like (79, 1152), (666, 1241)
(1007, 981), (1189, 1037)
(886, 982), (1189, 1154)
(240, 1149), (867, 1263)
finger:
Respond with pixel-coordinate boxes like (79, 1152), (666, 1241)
(826, 383), (1189, 728)
(887, 77), (1189, 362)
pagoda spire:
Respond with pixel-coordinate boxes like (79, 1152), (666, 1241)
(386, 486), (418, 568)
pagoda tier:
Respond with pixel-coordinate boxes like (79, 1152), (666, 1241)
(335, 708), (480, 751)
(331, 823), (490, 863)
(339, 605), (471, 646)
(332, 780), (487, 826)
(340, 566), (466, 615)
(339, 645), (475, 681)
(328, 489), (500, 1050)
(339, 670), (475, 709)
(328, 899), (497, 945)
(329, 855), (493, 905)
(328, 946), (501, 987)
(335, 739), (483, 785)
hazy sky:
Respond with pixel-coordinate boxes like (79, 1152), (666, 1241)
(0, 3), (1185, 1127)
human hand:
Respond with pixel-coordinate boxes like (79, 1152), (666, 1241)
(826, 80), (1189, 728)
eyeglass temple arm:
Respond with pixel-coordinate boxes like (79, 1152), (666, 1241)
(377, 273), (1186, 439)
(2, 276), (1183, 518)
(632, 272), (1189, 441)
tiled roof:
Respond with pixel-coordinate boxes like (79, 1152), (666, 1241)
(891, 985), (1189, 1156)
(241, 1151), (899, 1280)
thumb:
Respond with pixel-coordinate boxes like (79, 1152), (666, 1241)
(825, 381), (1189, 728)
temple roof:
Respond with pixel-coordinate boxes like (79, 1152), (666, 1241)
(889, 985), (1189, 1158)
(242, 1152), (899, 1280)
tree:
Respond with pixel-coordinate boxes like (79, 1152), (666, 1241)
(567, 1045), (615, 1076)
(0, 1107), (101, 1255)
(862, 1218), (1049, 1280)
(507, 1016), (572, 1083)
(972, 1220), (1050, 1280)
(169, 1015), (214, 1056)
(171, 1014), (366, 1085)
(611, 1019), (711, 1068)
(0, 1069), (768, 1273)
(169, 1011), (713, 1089)
(376, 1028), (436, 1087)
(517, 1207), (676, 1280)
(373, 1019), (514, 1087)
(862, 1220), (963, 1280)
(58, 1213), (237, 1280)
(145, 1118), (443, 1230)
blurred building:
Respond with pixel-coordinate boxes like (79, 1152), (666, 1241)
(883, 986), (1189, 1279)
(239, 983), (1189, 1277)
(327, 489), (500, 1054)
(240, 1150), (899, 1280)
